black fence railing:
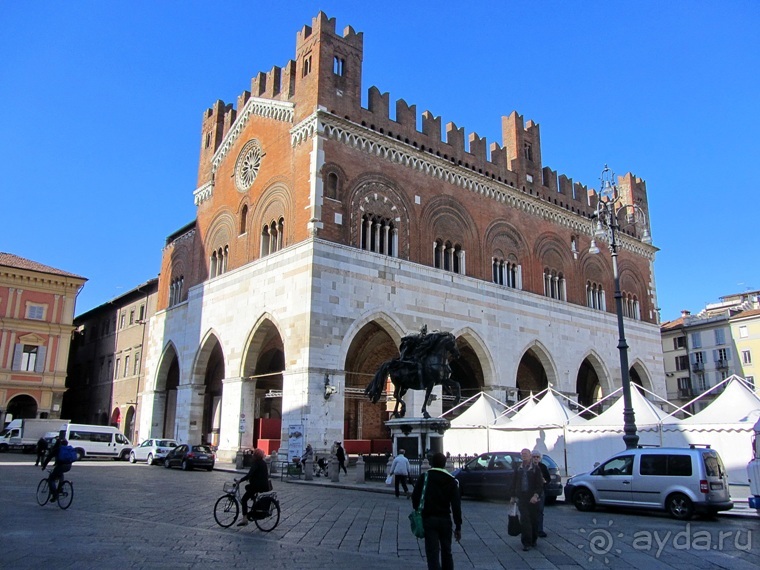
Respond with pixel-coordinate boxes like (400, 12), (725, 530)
(362, 453), (477, 483)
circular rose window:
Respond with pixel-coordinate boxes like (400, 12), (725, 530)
(235, 139), (263, 192)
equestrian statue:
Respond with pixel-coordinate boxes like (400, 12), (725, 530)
(365, 326), (461, 419)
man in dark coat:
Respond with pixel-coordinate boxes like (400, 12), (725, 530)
(507, 448), (544, 551)
(532, 449), (551, 538)
(35, 436), (48, 466)
(235, 448), (270, 526)
(412, 452), (462, 570)
(335, 441), (348, 474)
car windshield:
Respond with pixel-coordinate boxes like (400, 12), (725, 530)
(157, 440), (176, 447)
(193, 445), (212, 453)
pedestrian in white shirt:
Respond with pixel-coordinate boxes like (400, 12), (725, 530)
(389, 448), (411, 498)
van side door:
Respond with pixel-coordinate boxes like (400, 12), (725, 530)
(594, 455), (634, 505)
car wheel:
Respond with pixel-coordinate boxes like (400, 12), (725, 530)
(164, 458), (171, 469)
(76, 449), (85, 461)
(572, 488), (596, 512)
(129, 452), (136, 464)
(147, 453), (154, 466)
(182, 460), (190, 471)
(666, 493), (694, 520)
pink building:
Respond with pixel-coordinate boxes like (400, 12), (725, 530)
(0, 253), (86, 424)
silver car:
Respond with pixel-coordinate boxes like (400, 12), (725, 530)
(129, 438), (179, 465)
(564, 445), (733, 520)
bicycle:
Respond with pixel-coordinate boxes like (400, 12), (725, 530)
(213, 481), (280, 531)
(36, 469), (74, 510)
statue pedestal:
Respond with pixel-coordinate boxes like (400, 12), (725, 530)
(385, 417), (451, 460)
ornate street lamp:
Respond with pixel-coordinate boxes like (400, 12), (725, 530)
(589, 165), (652, 449)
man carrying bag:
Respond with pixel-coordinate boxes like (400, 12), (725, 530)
(411, 452), (462, 570)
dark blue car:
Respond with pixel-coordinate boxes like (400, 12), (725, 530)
(452, 451), (562, 503)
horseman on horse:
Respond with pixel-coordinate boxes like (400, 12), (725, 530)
(365, 326), (461, 419)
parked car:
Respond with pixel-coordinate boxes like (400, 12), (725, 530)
(564, 445), (733, 520)
(163, 444), (215, 471)
(452, 451), (562, 503)
(129, 438), (178, 465)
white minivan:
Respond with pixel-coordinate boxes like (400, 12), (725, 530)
(59, 424), (132, 460)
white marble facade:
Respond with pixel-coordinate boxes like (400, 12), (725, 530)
(139, 237), (665, 461)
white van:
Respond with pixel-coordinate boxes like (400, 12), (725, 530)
(60, 424), (132, 460)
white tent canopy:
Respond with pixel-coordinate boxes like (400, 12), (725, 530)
(493, 389), (587, 430)
(668, 377), (760, 426)
(448, 393), (508, 427)
(660, 377), (760, 484)
(582, 385), (671, 428)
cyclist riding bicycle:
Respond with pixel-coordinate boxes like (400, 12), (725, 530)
(234, 448), (270, 526)
(41, 437), (76, 500)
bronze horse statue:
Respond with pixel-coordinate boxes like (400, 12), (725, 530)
(365, 329), (461, 419)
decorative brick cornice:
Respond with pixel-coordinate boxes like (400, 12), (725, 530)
(163, 229), (196, 251)
(312, 112), (655, 260)
(290, 114), (319, 147)
(193, 181), (214, 206)
(211, 97), (295, 174)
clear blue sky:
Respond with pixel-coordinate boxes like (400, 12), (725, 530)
(2, 1), (758, 321)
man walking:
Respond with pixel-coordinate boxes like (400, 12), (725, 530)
(412, 452), (462, 570)
(508, 448), (544, 551)
(389, 448), (411, 498)
(532, 449), (550, 538)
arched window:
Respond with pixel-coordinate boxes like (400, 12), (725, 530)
(586, 281), (605, 310)
(492, 257), (521, 289)
(360, 214), (396, 257)
(239, 205), (248, 235)
(210, 251), (218, 278)
(621, 292), (640, 320)
(543, 268), (566, 301)
(261, 217), (285, 257)
(325, 172), (339, 200)
(433, 239), (465, 275)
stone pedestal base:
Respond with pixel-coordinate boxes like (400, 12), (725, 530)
(385, 417), (451, 460)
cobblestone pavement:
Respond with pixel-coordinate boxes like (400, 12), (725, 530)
(1, 455), (757, 569)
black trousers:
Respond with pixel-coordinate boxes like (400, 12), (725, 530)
(394, 474), (409, 497)
(240, 487), (258, 516)
(48, 463), (70, 496)
(516, 494), (539, 546)
(423, 516), (454, 570)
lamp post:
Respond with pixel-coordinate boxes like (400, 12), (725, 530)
(589, 165), (652, 449)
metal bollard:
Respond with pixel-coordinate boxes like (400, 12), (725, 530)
(330, 455), (340, 482)
(304, 458), (313, 481)
(355, 456), (366, 484)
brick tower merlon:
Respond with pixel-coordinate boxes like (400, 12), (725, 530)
(193, 12), (649, 222)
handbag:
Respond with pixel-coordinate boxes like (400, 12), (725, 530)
(507, 501), (521, 537)
(408, 473), (428, 539)
(385, 474), (393, 485)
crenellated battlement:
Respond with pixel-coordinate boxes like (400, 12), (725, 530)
(196, 12), (647, 219)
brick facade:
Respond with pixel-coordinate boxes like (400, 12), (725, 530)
(140, 13), (664, 461)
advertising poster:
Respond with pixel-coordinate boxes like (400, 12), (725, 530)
(288, 424), (304, 462)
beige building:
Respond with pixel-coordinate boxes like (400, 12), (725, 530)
(64, 278), (158, 443)
(661, 290), (760, 414)
(0, 253), (86, 424)
(730, 307), (760, 391)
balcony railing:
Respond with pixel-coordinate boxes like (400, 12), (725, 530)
(715, 359), (728, 369)
(692, 362), (704, 372)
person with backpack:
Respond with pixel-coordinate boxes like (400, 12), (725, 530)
(41, 437), (77, 500)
